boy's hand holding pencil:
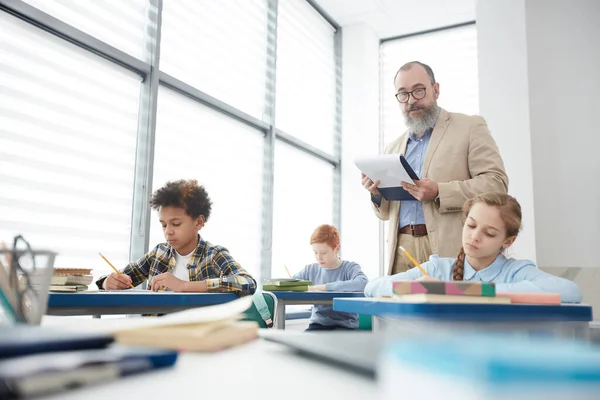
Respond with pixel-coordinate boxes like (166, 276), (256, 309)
(99, 253), (134, 290)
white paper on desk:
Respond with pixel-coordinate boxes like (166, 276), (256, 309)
(355, 154), (415, 188)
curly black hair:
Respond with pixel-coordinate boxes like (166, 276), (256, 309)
(150, 179), (212, 221)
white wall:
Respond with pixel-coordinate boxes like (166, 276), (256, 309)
(477, 0), (600, 317)
(476, 0), (536, 262)
(525, 0), (600, 268)
(479, 0), (600, 268)
(340, 23), (381, 279)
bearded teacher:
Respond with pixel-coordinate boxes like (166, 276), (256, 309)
(362, 61), (508, 275)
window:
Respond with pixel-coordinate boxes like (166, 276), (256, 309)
(150, 87), (264, 279)
(276, 0), (337, 154)
(160, 0), (269, 119)
(0, 12), (141, 277)
(1, 0), (340, 287)
(380, 24), (479, 148)
(21, 0), (149, 60)
(271, 141), (335, 277)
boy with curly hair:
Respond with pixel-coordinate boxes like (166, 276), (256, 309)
(96, 179), (256, 296)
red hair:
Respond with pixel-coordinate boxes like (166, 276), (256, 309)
(310, 224), (340, 249)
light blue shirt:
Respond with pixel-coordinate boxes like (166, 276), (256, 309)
(364, 254), (582, 303)
(399, 128), (432, 228)
(294, 260), (368, 329)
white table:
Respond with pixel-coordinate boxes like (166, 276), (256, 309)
(39, 339), (377, 400)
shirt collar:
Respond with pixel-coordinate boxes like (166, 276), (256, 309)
(463, 253), (506, 281)
(167, 235), (206, 263)
(408, 127), (433, 142)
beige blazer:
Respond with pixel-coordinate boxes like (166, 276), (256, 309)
(372, 108), (508, 275)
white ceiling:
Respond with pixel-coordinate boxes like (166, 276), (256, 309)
(314, 0), (476, 39)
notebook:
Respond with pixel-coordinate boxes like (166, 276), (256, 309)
(80, 296), (258, 352)
(391, 294), (511, 304)
(262, 284), (308, 292)
(497, 292), (561, 304)
(116, 319), (258, 352)
(392, 281), (496, 297)
(53, 268), (93, 276)
(261, 330), (382, 378)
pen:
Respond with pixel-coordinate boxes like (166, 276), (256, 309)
(399, 246), (429, 276)
(99, 253), (134, 288)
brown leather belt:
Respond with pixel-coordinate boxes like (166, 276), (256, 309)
(399, 224), (428, 237)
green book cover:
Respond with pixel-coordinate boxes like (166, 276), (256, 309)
(263, 284), (309, 292)
(267, 279), (312, 287)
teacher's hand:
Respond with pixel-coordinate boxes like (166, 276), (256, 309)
(361, 173), (381, 196)
(401, 178), (438, 202)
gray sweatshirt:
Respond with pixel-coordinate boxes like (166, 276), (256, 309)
(293, 260), (368, 329)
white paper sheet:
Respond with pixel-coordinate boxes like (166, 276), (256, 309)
(354, 154), (415, 188)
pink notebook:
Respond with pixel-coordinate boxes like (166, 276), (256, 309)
(497, 292), (561, 305)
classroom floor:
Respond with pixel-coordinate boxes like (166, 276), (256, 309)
(285, 318), (310, 332)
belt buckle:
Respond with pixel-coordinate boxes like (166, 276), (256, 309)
(410, 224), (416, 236)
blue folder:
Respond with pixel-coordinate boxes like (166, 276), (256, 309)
(0, 345), (178, 398)
(378, 155), (420, 201)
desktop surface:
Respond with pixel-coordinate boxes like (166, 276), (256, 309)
(271, 291), (365, 300)
(38, 340), (377, 400)
(48, 291), (239, 307)
(333, 298), (593, 322)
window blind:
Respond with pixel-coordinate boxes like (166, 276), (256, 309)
(151, 86), (264, 280)
(0, 11), (141, 278)
(271, 140), (334, 277)
(160, 0), (269, 119)
(276, 0), (337, 154)
(21, 0), (148, 60)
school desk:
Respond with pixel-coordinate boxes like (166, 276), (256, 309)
(333, 297), (593, 338)
(270, 291), (365, 329)
(46, 291), (238, 317)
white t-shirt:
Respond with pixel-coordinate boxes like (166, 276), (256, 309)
(173, 249), (193, 282)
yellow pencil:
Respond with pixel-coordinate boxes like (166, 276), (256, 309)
(99, 253), (134, 288)
(283, 264), (292, 279)
(399, 246), (429, 276)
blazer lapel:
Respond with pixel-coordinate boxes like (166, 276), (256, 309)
(423, 108), (451, 177)
(399, 135), (409, 155)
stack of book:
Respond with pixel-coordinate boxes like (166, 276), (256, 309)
(50, 268), (94, 292)
(392, 281), (510, 304)
(262, 278), (312, 292)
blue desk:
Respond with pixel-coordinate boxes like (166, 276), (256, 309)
(271, 291), (365, 329)
(47, 292), (239, 317)
(333, 298), (593, 322)
(333, 298), (593, 338)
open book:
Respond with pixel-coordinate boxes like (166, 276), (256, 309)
(56, 296), (258, 352)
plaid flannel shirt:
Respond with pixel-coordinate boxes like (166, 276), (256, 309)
(98, 237), (256, 296)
